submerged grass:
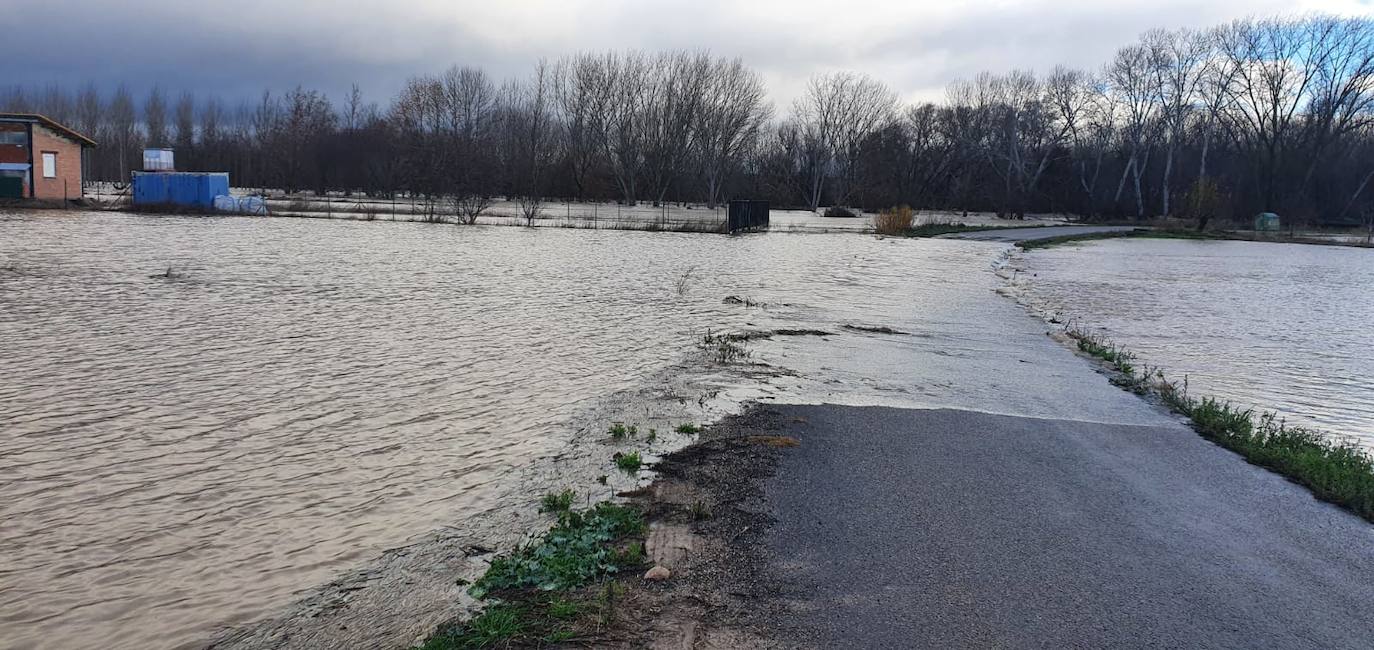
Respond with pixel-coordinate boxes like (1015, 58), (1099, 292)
(1064, 324), (1374, 523)
(699, 329), (750, 364)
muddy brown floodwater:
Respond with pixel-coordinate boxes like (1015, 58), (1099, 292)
(0, 211), (991, 650)
(1013, 238), (1374, 447)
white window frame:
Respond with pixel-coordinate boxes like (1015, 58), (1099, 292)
(42, 152), (57, 179)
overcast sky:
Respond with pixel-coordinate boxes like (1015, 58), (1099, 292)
(4, 0), (1373, 111)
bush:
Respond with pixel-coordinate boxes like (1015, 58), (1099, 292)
(823, 206), (857, 218)
(874, 205), (915, 235)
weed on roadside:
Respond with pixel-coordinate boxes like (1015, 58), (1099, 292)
(539, 489), (576, 514)
(613, 451), (643, 474)
(469, 502), (646, 599)
(419, 603), (527, 650)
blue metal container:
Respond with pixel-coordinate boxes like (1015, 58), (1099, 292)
(132, 172), (231, 209)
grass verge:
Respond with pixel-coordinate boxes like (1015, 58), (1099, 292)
(1063, 324), (1374, 523)
(421, 499), (647, 648)
(905, 223), (1050, 237)
(1017, 227), (1374, 250)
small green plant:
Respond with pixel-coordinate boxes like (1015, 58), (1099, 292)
(608, 422), (629, 439)
(544, 629), (577, 643)
(689, 500), (712, 521)
(420, 604), (527, 649)
(596, 475), (608, 485)
(614, 451), (642, 474)
(646, 428), (657, 442)
(613, 541), (646, 566)
(547, 599), (582, 620)
(598, 582), (623, 626)
(468, 502), (646, 598)
(627, 425), (638, 437)
(675, 423), (702, 434)
(539, 489), (576, 514)
(1065, 325), (1141, 385)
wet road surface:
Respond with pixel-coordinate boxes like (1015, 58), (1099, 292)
(759, 404), (1374, 648)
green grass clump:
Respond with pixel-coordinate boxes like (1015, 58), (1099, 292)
(674, 423), (702, 434)
(539, 489), (576, 514)
(547, 598), (582, 620)
(608, 422), (629, 439)
(1067, 326), (1137, 377)
(469, 502), (646, 599)
(614, 451), (642, 474)
(420, 603), (527, 649)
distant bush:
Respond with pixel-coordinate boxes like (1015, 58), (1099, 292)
(874, 205), (915, 235)
(823, 206), (857, 218)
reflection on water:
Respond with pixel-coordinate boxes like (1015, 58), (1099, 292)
(1016, 238), (1374, 445)
(0, 211), (963, 649)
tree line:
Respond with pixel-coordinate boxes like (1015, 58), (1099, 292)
(3, 14), (1371, 225)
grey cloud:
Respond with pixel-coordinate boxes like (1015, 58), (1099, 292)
(0, 0), (1360, 109)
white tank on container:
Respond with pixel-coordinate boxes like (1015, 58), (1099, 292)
(143, 148), (174, 172)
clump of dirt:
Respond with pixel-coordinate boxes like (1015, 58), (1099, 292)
(724, 329), (831, 342)
(842, 323), (910, 335)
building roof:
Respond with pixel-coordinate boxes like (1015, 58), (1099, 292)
(0, 113), (97, 147)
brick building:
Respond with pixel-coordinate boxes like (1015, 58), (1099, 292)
(0, 113), (96, 201)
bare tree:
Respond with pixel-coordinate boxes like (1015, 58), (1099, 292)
(1147, 28), (1212, 216)
(643, 51), (711, 206)
(501, 60), (560, 225)
(1107, 43), (1162, 218)
(109, 85), (138, 181)
(600, 52), (653, 206)
(793, 71), (899, 211)
(554, 54), (613, 200)
(174, 92), (196, 167)
(696, 57), (772, 208)
(144, 86), (168, 148)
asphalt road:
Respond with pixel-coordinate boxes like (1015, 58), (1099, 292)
(759, 405), (1374, 649)
(941, 225), (1139, 242)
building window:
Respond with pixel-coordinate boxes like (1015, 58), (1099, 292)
(42, 152), (56, 179)
(0, 131), (25, 146)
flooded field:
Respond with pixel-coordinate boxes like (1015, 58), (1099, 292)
(0, 210), (1010, 649)
(1015, 238), (1374, 446)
